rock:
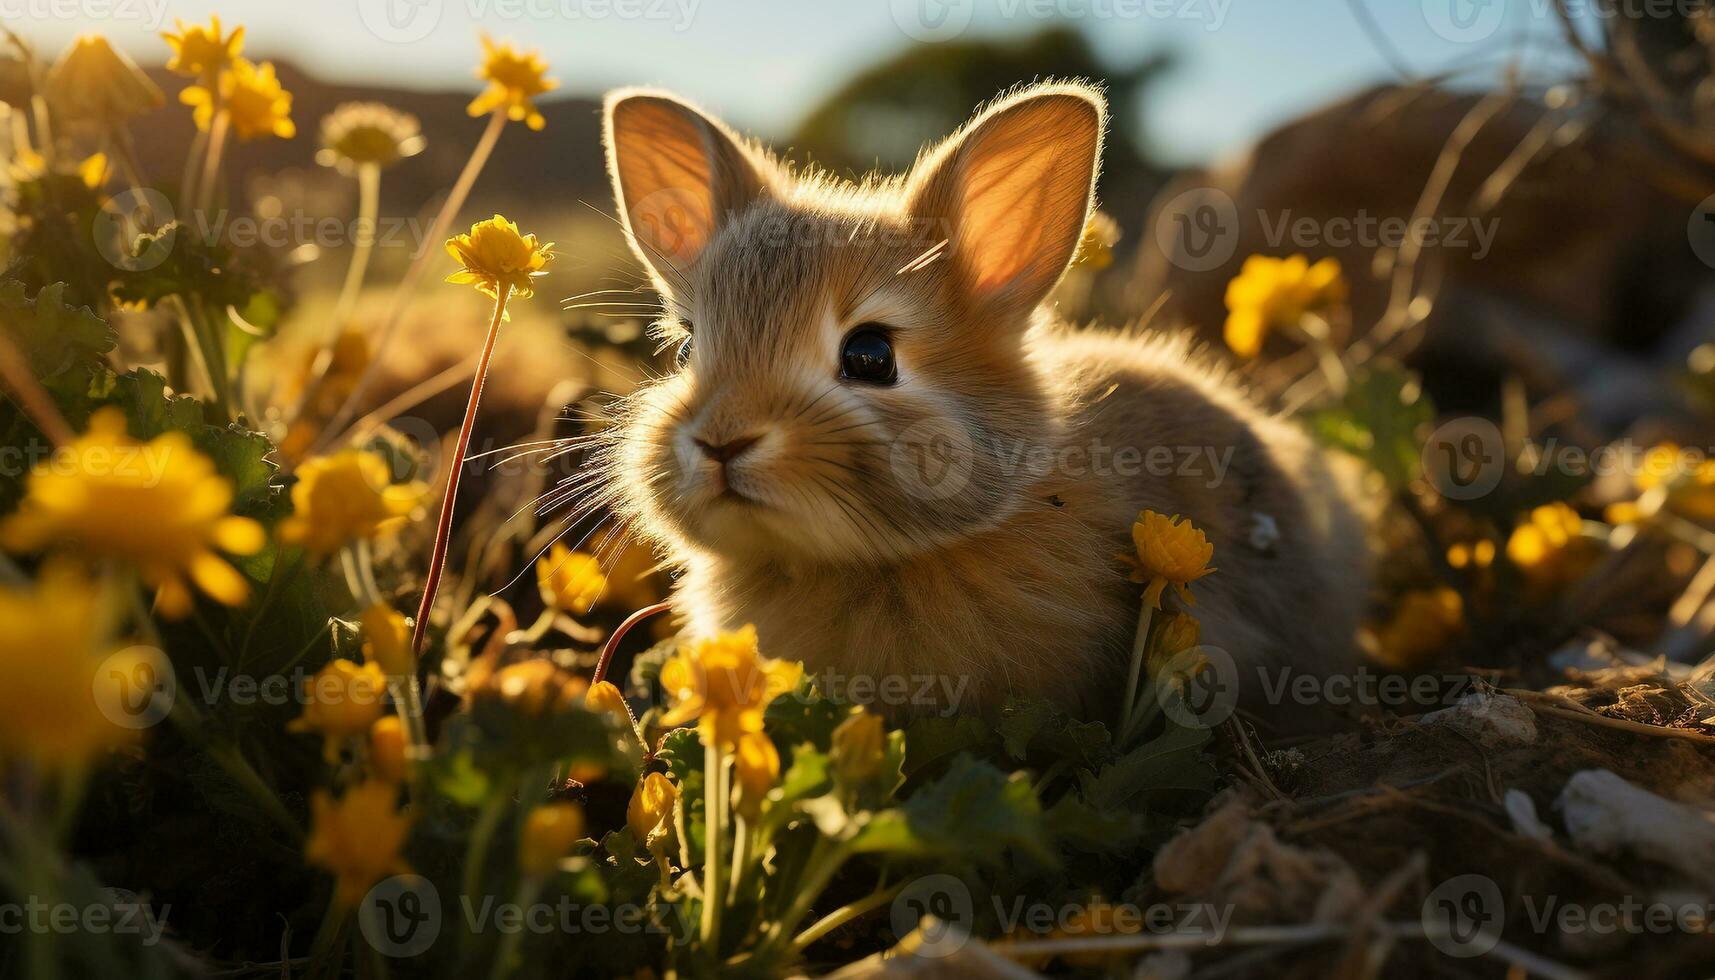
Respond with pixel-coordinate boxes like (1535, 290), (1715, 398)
(1505, 789), (1553, 840)
(1420, 693), (1539, 746)
(1556, 769), (1715, 889)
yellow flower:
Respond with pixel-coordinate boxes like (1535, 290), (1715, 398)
(1121, 510), (1216, 608)
(288, 659), (389, 762)
(734, 731), (780, 818)
(1223, 254), (1347, 359)
(8, 150), (111, 191)
(161, 16), (243, 83)
(585, 680), (632, 726)
(1446, 539), (1497, 570)
(830, 711), (884, 788)
(658, 625), (802, 749)
(536, 543), (606, 614)
(1506, 502), (1595, 596)
(1071, 211), (1120, 271)
(369, 715), (408, 783)
(0, 408), (264, 619)
(468, 35), (557, 130)
(1370, 587), (1464, 670)
(181, 58), (294, 140)
(445, 215), (553, 306)
(362, 604), (413, 677)
(278, 450), (428, 557)
(45, 35), (164, 124)
(1631, 443), (1715, 521)
(316, 101), (425, 174)
(0, 563), (134, 768)
(305, 782), (412, 907)
(519, 802), (585, 876)
(627, 772), (677, 844)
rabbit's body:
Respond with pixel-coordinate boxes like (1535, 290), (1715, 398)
(600, 82), (1370, 723)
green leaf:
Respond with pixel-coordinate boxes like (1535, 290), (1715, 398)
(853, 754), (1053, 868)
(0, 279), (115, 381)
(1077, 720), (1216, 812)
(901, 712), (992, 779)
(1306, 362), (1435, 491)
(995, 696), (1113, 769)
(1043, 794), (1143, 856)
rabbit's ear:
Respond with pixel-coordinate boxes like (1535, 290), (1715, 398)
(909, 83), (1105, 317)
(604, 89), (769, 287)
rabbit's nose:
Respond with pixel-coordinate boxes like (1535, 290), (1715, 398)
(693, 433), (762, 464)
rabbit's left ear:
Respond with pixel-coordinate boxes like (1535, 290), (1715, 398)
(909, 82), (1105, 317)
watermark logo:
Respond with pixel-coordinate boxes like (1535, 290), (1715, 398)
(1154, 186), (1238, 273)
(1422, 0), (1507, 43)
(1422, 417), (1505, 501)
(1156, 646), (1239, 728)
(93, 646), (176, 731)
(891, 0), (976, 42)
(890, 419), (977, 501)
(1688, 193), (1715, 270)
(358, 0), (443, 42)
(93, 188), (174, 272)
(1423, 873), (1504, 958)
(360, 875), (442, 957)
(891, 874), (975, 958)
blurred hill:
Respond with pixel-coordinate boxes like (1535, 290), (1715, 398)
(137, 61), (611, 217)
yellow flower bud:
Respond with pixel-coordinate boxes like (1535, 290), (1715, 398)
(1147, 610), (1202, 679)
(519, 802), (585, 877)
(830, 711), (885, 788)
(362, 604), (413, 677)
(627, 772), (677, 844)
(585, 681), (631, 726)
(733, 731), (779, 818)
(369, 715), (407, 783)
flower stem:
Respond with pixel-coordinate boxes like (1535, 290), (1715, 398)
(701, 741), (726, 952)
(0, 327), (73, 446)
(463, 789), (510, 901)
(312, 109), (509, 456)
(789, 881), (906, 956)
(593, 601), (672, 685)
(410, 283), (512, 658)
(194, 109), (230, 216)
(1117, 596), (1156, 742)
(288, 162), (382, 427)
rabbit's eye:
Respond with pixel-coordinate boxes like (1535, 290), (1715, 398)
(840, 327), (896, 385)
(675, 334), (693, 369)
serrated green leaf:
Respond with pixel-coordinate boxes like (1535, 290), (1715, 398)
(853, 754), (1053, 868)
(1076, 720), (1215, 811)
(0, 278), (115, 380)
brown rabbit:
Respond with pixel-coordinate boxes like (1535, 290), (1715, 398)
(598, 81), (1371, 725)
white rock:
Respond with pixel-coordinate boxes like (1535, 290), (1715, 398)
(1504, 789), (1553, 840)
(1556, 769), (1715, 889)
(1420, 693), (1538, 746)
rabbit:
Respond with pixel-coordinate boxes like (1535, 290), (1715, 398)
(596, 80), (1372, 727)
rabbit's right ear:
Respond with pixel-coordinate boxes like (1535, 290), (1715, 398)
(604, 89), (769, 288)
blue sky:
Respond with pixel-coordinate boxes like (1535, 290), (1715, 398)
(25, 0), (1585, 164)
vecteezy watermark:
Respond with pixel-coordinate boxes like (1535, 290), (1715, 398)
(1152, 186), (1240, 273)
(1422, 874), (1715, 959)
(1424, 0), (1712, 45)
(0, 894), (170, 946)
(1257, 210), (1500, 261)
(358, 875), (692, 957)
(93, 646), (177, 732)
(889, 423), (1239, 502)
(356, 0), (698, 42)
(0, 437), (178, 483)
(808, 669), (972, 715)
(1422, 416), (1505, 502)
(994, 896), (1234, 945)
(1423, 874), (1505, 957)
(0, 0), (170, 30)
(890, 0), (1229, 42)
(890, 875), (977, 958)
(1689, 193), (1715, 270)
